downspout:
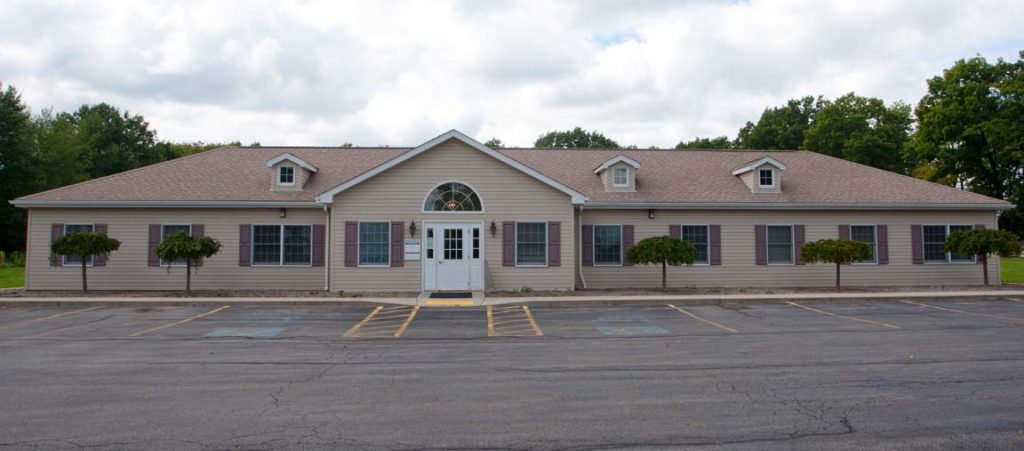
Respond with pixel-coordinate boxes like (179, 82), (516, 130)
(577, 204), (587, 289)
(323, 204), (331, 291)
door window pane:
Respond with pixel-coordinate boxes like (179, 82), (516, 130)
(161, 224), (191, 266)
(472, 227), (480, 259)
(359, 222), (390, 265)
(850, 225), (876, 263)
(680, 225), (709, 264)
(593, 225), (622, 265)
(516, 222), (547, 265)
(252, 225), (281, 265)
(443, 228), (464, 260)
(283, 225), (311, 265)
(766, 225), (793, 264)
(63, 224), (95, 266)
(426, 228), (434, 259)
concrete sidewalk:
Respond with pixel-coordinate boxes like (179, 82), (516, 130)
(2, 290), (1022, 307)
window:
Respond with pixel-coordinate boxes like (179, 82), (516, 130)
(612, 167), (629, 187)
(472, 227), (480, 259)
(766, 225), (793, 264)
(680, 225), (709, 264)
(62, 224), (94, 266)
(252, 225), (312, 266)
(278, 166), (295, 186)
(160, 224), (192, 267)
(358, 222), (390, 266)
(594, 225), (622, 265)
(516, 222), (547, 266)
(758, 169), (775, 188)
(424, 182), (483, 212)
(443, 228), (464, 260)
(850, 225), (877, 263)
(924, 225), (974, 263)
(426, 227), (434, 259)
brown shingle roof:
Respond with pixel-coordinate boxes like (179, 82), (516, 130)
(15, 144), (1010, 208)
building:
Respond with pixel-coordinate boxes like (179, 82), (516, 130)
(12, 130), (1012, 292)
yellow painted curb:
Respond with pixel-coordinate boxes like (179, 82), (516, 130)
(424, 300), (475, 306)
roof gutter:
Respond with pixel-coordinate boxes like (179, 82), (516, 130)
(582, 202), (1014, 211)
(10, 200), (324, 208)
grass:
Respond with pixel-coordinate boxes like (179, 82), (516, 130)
(0, 266), (25, 288)
(1003, 258), (1024, 284)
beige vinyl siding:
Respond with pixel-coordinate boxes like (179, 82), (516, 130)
(331, 138), (575, 292)
(581, 209), (1000, 288)
(26, 208), (326, 291)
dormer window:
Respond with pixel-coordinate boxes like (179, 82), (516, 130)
(278, 166), (295, 186)
(758, 168), (775, 188)
(612, 167), (630, 187)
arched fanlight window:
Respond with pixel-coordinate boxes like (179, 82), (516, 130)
(424, 182), (483, 212)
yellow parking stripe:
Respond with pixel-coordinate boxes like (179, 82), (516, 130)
(486, 306), (496, 337)
(393, 306), (419, 338)
(343, 306), (384, 337)
(129, 305), (231, 337)
(786, 301), (899, 329)
(522, 306), (543, 336)
(901, 300), (1024, 324)
(667, 304), (738, 333)
(31, 306), (105, 322)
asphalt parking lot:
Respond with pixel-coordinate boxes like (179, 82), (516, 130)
(2, 297), (1024, 449)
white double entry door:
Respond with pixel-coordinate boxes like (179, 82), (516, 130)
(422, 222), (484, 292)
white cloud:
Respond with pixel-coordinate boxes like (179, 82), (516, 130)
(1, 0), (1022, 147)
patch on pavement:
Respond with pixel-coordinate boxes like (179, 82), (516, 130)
(205, 327), (286, 339)
(592, 314), (650, 323)
(595, 326), (670, 336)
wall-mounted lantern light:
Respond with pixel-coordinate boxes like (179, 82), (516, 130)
(279, 208), (287, 218)
(647, 208), (656, 220)
(409, 220), (417, 237)
(490, 220), (497, 237)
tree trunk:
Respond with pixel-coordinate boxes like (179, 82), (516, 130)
(81, 256), (88, 292)
(981, 254), (989, 286)
(835, 262), (841, 292)
(186, 260), (192, 291)
(661, 262), (667, 290)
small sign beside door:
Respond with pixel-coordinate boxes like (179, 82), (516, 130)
(404, 239), (420, 261)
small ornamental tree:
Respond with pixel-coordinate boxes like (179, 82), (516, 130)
(155, 232), (223, 291)
(625, 236), (698, 290)
(801, 239), (872, 292)
(50, 232), (121, 292)
(944, 229), (1021, 286)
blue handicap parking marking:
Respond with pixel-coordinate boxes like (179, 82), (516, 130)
(592, 314), (649, 323)
(595, 326), (670, 336)
(205, 327), (286, 339)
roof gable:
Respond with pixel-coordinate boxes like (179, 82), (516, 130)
(314, 130), (587, 204)
(266, 153), (318, 172)
(731, 156), (786, 175)
(594, 155), (641, 174)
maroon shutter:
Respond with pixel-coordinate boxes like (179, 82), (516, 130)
(794, 225), (805, 265)
(390, 221), (404, 267)
(311, 224), (326, 267)
(50, 224), (64, 266)
(581, 225), (593, 267)
(754, 225), (767, 265)
(669, 224), (681, 239)
(93, 224), (108, 266)
(910, 225), (923, 264)
(344, 222), (358, 267)
(238, 224), (252, 267)
(547, 222), (561, 267)
(502, 221), (515, 267)
(148, 224), (161, 267)
(191, 224), (205, 267)
(622, 225), (634, 266)
(709, 225), (722, 266)
(838, 224), (850, 240)
(876, 225), (889, 265)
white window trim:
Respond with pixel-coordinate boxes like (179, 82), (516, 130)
(420, 180), (487, 214)
(277, 165), (296, 186)
(515, 221), (548, 268)
(251, 224), (314, 267)
(357, 221), (391, 268)
(62, 224), (95, 267)
(679, 224), (711, 266)
(757, 168), (776, 188)
(160, 224), (193, 268)
(850, 224), (878, 265)
(923, 224), (977, 265)
(766, 224), (795, 266)
(593, 224), (623, 267)
(611, 167), (630, 187)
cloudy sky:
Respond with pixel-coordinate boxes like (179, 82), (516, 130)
(2, 0), (1022, 148)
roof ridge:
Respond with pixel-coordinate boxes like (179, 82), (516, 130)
(500, 147), (800, 152)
